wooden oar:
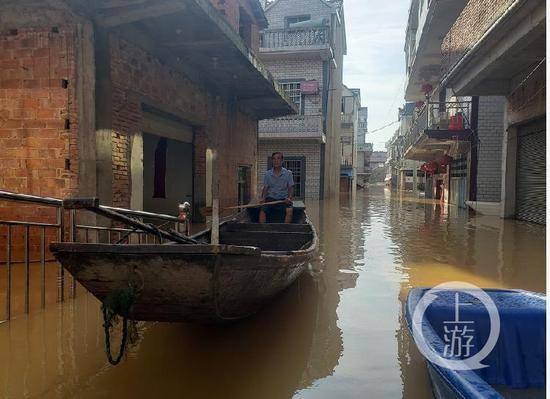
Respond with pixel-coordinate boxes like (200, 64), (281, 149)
(200, 200), (289, 216)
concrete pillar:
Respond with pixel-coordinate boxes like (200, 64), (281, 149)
(413, 167), (418, 196)
(501, 125), (518, 218)
(130, 132), (144, 211)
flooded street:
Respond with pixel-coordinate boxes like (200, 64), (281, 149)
(1, 187), (546, 399)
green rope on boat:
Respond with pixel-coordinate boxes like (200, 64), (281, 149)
(101, 283), (140, 365)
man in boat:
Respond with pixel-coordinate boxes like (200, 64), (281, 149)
(259, 152), (294, 224)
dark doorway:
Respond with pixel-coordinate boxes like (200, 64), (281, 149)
(143, 133), (193, 215)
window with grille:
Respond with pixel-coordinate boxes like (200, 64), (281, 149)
(280, 82), (302, 113)
(267, 156), (306, 199)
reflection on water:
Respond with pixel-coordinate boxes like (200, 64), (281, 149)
(0, 187), (546, 398)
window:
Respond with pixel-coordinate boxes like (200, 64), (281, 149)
(268, 156), (306, 199)
(280, 81), (302, 113)
(285, 15), (311, 28)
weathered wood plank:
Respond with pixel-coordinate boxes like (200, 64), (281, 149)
(222, 222), (311, 233)
(63, 197), (100, 209)
(220, 231), (311, 251)
(50, 243), (261, 256)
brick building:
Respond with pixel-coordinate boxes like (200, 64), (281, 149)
(441, 0), (545, 223)
(0, 0), (294, 223)
(257, 0), (346, 200)
(399, 0), (515, 210)
(356, 106), (371, 187)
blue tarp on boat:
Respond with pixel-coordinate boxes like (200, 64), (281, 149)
(405, 288), (546, 398)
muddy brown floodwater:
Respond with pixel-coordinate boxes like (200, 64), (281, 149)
(0, 187), (546, 398)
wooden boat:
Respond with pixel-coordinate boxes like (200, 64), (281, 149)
(405, 288), (546, 399)
(50, 202), (317, 323)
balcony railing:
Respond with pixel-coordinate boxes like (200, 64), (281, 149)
(259, 115), (324, 139)
(341, 113), (354, 125)
(260, 26), (330, 50)
(403, 101), (472, 151)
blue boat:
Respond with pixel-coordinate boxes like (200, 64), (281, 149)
(405, 288), (546, 399)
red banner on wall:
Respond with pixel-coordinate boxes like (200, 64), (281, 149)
(300, 80), (319, 94)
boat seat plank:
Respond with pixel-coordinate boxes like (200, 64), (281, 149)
(220, 231), (311, 251)
(223, 222), (311, 233)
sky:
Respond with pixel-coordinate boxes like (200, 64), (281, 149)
(343, 0), (410, 151)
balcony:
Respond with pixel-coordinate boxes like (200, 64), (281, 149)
(259, 26), (333, 60)
(357, 143), (373, 153)
(341, 113), (354, 127)
(258, 115), (325, 142)
(403, 101), (473, 161)
(404, 0), (468, 101)
(441, 0), (545, 99)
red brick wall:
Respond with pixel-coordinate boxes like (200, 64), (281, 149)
(209, 0), (263, 51)
(0, 26), (78, 221)
(441, 0), (513, 75)
(109, 35), (258, 213)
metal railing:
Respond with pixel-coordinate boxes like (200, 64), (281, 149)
(259, 114), (324, 138)
(0, 190), (187, 322)
(260, 26), (330, 49)
(341, 113), (354, 125)
(402, 101), (472, 152)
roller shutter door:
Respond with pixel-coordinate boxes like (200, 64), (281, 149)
(516, 119), (545, 224)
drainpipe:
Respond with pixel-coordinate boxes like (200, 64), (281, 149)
(469, 96), (479, 201)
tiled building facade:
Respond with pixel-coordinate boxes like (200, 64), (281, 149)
(257, 0), (346, 200)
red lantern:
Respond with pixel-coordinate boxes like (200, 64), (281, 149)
(438, 154), (453, 167)
(421, 84), (433, 95)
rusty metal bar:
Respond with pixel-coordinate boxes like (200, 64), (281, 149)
(69, 209), (76, 298)
(0, 220), (59, 228)
(24, 225), (30, 314)
(5, 225), (12, 320)
(41, 227), (46, 309)
(0, 190), (62, 206)
(57, 207), (64, 303)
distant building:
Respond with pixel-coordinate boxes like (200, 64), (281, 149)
(340, 86), (361, 193)
(356, 107), (371, 187)
(386, 104), (424, 191)
(257, 0), (347, 200)
(368, 151), (387, 171)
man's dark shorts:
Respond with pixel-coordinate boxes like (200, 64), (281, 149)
(261, 197), (292, 218)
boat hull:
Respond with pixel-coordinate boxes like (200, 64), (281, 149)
(405, 288), (546, 399)
(51, 243), (313, 323)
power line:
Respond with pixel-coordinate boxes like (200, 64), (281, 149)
(368, 120), (399, 134)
